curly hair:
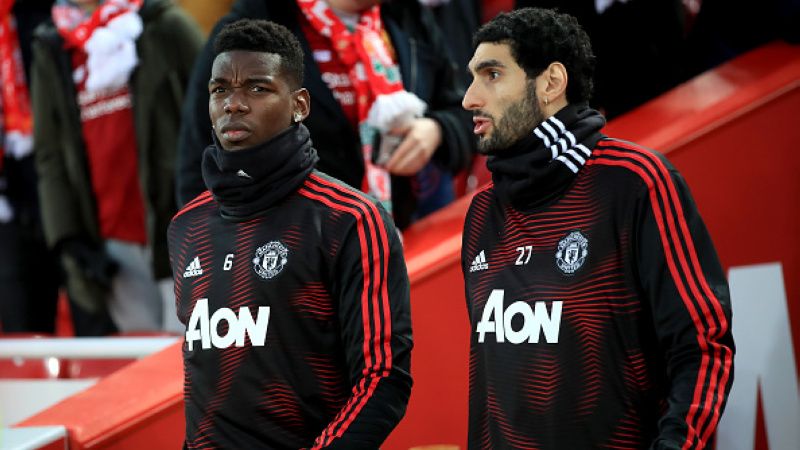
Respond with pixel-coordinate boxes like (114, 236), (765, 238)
(213, 19), (304, 89)
(474, 7), (595, 104)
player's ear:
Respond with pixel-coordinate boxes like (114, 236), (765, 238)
(538, 62), (568, 105)
(292, 88), (310, 123)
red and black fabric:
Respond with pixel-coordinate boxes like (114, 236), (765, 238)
(463, 104), (734, 449)
(170, 123), (412, 449)
(0, 0), (34, 168)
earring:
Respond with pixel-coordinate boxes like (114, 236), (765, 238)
(294, 113), (302, 123)
(544, 97), (549, 106)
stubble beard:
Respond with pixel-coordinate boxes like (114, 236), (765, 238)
(477, 85), (545, 155)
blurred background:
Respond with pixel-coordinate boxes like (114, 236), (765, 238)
(0, 1), (797, 449)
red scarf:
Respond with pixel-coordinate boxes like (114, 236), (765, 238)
(0, 0), (33, 170)
(52, 0), (142, 49)
(298, 0), (406, 208)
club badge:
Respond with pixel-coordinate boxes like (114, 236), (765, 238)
(555, 231), (588, 274)
(253, 241), (288, 280)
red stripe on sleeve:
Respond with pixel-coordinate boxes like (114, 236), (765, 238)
(304, 176), (392, 447)
(310, 174), (394, 376)
(589, 153), (711, 447)
(299, 177), (392, 448)
(596, 142), (732, 446)
(298, 187), (376, 448)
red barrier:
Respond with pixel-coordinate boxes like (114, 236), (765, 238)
(604, 41), (800, 378)
(17, 344), (184, 449)
(17, 41), (800, 449)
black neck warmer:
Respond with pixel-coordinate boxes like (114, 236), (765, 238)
(202, 124), (319, 219)
(487, 103), (606, 210)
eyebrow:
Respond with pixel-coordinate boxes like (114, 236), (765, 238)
(208, 76), (275, 86)
(468, 59), (506, 75)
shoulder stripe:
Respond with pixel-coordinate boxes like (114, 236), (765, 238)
(307, 174), (393, 377)
(172, 191), (213, 222)
(300, 174), (392, 448)
(592, 141), (732, 448)
(475, 181), (494, 195)
(298, 185), (383, 448)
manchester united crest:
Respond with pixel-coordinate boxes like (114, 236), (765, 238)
(555, 231), (588, 274)
(253, 241), (288, 280)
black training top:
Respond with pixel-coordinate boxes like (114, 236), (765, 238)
(169, 125), (412, 449)
(463, 105), (734, 449)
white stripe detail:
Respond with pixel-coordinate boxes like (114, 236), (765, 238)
(564, 130), (577, 147)
(533, 127), (551, 147)
(548, 144), (559, 160)
(566, 149), (586, 165)
(561, 150), (583, 169)
(550, 116), (567, 133)
(557, 137), (569, 153)
(541, 121), (559, 141)
(556, 155), (579, 173)
(576, 143), (592, 157)
(534, 116), (592, 170)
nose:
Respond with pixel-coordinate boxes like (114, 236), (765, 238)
(462, 79), (483, 111)
(223, 87), (250, 114)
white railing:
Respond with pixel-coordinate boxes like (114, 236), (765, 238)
(0, 337), (180, 359)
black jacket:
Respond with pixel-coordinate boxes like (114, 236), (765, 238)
(176, 0), (475, 227)
(463, 106), (734, 449)
(169, 125), (412, 449)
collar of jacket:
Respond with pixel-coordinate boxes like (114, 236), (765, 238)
(202, 123), (319, 220)
(487, 103), (606, 211)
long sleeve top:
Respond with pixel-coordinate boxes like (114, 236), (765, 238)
(463, 105), (734, 449)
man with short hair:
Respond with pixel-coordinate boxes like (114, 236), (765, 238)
(176, 0), (476, 230)
(168, 19), (412, 449)
(461, 8), (734, 449)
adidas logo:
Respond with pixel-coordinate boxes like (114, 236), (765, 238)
(470, 250), (489, 273)
(183, 256), (203, 278)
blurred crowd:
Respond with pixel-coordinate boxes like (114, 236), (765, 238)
(0, 0), (797, 336)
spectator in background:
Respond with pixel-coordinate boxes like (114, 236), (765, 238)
(515, 0), (688, 119)
(176, 0), (475, 229)
(419, 0), (482, 89)
(0, 0), (62, 334)
(31, 0), (203, 334)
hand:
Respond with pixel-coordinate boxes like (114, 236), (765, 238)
(384, 117), (442, 176)
(60, 238), (119, 289)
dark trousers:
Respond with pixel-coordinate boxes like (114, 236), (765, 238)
(0, 220), (59, 333)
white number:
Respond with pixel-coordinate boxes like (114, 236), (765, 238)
(515, 245), (533, 265)
(223, 254), (234, 271)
